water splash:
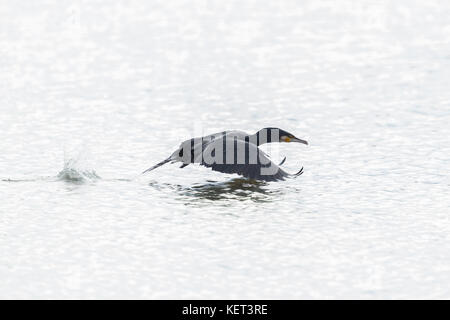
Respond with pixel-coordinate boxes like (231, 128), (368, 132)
(57, 145), (100, 183)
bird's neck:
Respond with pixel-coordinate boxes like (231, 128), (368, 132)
(251, 129), (274, 146)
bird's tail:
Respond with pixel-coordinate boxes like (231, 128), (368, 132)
(142, 157), (172, 174)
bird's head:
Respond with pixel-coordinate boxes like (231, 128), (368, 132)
(258, 127), (308, 145)
(278, 128), (308, 145)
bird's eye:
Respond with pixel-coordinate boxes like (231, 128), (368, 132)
(179, 149), (184, 157)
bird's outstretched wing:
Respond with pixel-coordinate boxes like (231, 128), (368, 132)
(189, 131), (228, 144)
(199, 138), (301, 181)
(188, 130), (250, 147)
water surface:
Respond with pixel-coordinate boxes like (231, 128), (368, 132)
(1, 0), (449, 299)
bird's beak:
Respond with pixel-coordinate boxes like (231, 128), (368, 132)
(291, 137), (308, 145)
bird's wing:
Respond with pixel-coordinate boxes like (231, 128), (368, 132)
(186, 131), (247, 163)
(199, 138), (294, 181)
(191, 131), (228, 144)
(190, 130), (249, 144)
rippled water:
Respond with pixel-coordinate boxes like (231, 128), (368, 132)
(1, 0), (449, 299)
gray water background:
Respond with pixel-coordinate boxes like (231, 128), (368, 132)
(0, 0), (449, 298)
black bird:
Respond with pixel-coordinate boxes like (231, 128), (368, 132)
(143, 128), (308, 181)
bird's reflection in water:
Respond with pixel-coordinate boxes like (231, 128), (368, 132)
(148, 178), (284, 205)
(180, 178), (283, 204)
